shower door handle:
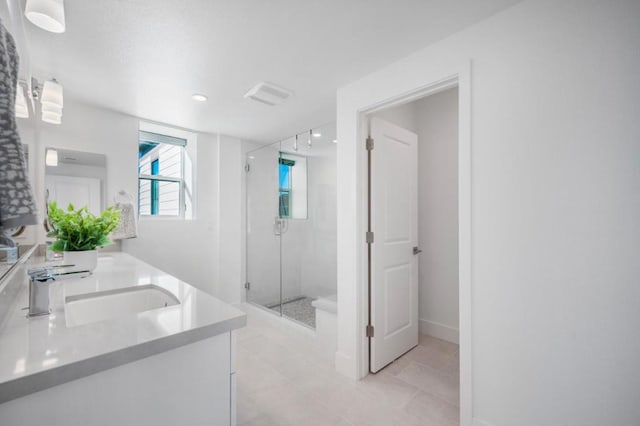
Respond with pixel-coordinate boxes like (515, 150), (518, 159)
(273, 217), (289, 236)
(274, 217), (282, 235)
(274, 217), (289, 235)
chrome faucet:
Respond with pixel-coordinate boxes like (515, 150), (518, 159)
(27, 265), (91, 317)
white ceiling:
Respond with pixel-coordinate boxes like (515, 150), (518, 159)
(12, 0), (521, 143)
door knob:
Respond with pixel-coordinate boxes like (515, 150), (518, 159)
(413, 246), (422, 255)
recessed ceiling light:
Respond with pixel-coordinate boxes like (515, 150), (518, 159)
(192, 94), (208, 102)
(312, 132), (322, 138)
(332, 139), (338, 144)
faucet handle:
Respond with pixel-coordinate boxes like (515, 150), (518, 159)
(27, 267), (55, 282)
(27, 264), (79, 282)
(27, 266), (51, 276)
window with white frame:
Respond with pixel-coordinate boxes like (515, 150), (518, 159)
(138, 130), (187, 218)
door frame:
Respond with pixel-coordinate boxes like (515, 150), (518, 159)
(350, 62), (472, 424)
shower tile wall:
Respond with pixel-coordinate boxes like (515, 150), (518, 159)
(281, 151), (337, 301)
(299, 153), (337, 299)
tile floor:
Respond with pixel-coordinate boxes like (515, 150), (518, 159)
(236, 314), (460, 426)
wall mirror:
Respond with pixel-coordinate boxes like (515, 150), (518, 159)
(44, 147), (107, 219)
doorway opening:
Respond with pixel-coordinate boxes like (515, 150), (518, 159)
(365, 85), (461, 415)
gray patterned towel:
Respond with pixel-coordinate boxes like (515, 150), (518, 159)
(0, 21), (38, 230)
(111, 202), (138, 240)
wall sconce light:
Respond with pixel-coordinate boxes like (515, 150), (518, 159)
(15, 84), (29, 118)
(45, 148), (58, 166)
(41, 79), (63, 107)
(40, 78), (63, 124)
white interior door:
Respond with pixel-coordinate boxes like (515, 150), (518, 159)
(370, 117), (419, 373)
(46, 175), (102, 215)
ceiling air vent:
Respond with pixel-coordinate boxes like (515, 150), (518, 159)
(244, 82), (293, 106)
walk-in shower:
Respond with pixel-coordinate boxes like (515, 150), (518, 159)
(245, 123), (337, 329)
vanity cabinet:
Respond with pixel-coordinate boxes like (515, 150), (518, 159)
(0, 331), (238, 426)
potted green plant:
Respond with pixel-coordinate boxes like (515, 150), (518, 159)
(47, 202), (121, 272)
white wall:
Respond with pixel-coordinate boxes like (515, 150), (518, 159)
(125, 130), (221, 296)
(337, 1), (640, 425)
(372, 88), (460, 344)
(415, 89), (459, 344)
(18, 100), (245, 302)
(371, 102), (418, 133)
(216, 135), (244, 304)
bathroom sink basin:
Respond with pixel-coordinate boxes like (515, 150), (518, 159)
(65, 284), (180, 327)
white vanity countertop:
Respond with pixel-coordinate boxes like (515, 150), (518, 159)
(0, 252), (246, 404)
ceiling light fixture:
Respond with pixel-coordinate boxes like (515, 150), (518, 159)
(45, 149), (58, 166)
(332, 139), (338, 144)
(25, 0), (66, 33)
(312, 132), (322, 138)
(192, 93), (208, 102)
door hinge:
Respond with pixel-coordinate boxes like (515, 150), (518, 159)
(366, 231), (374, 244)
(244, 163), (250, 172)
(366, 324), (374, 338)
(244, 282), (250, 290)
(366, 137), (374, 151)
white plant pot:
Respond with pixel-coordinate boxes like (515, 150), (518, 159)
(63, 249), (98, 272)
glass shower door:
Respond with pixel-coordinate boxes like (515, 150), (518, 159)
(278, 125), (337, 329)
(246, 144), (282, 313)
(245, 123), (337, 329)
(279, 137), (310, 326)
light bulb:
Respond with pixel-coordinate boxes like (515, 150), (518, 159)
(191, 94), (208, 102)
(41, 79), (64, 108)
(45, 149), (58, 166)
(42, 111), (62, 124)
(42, 103), (62, 115)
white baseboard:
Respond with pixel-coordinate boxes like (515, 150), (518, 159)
(473, 418), (493, 426)
(335, 351), (357, 380)
(419, 318), (459, 344)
